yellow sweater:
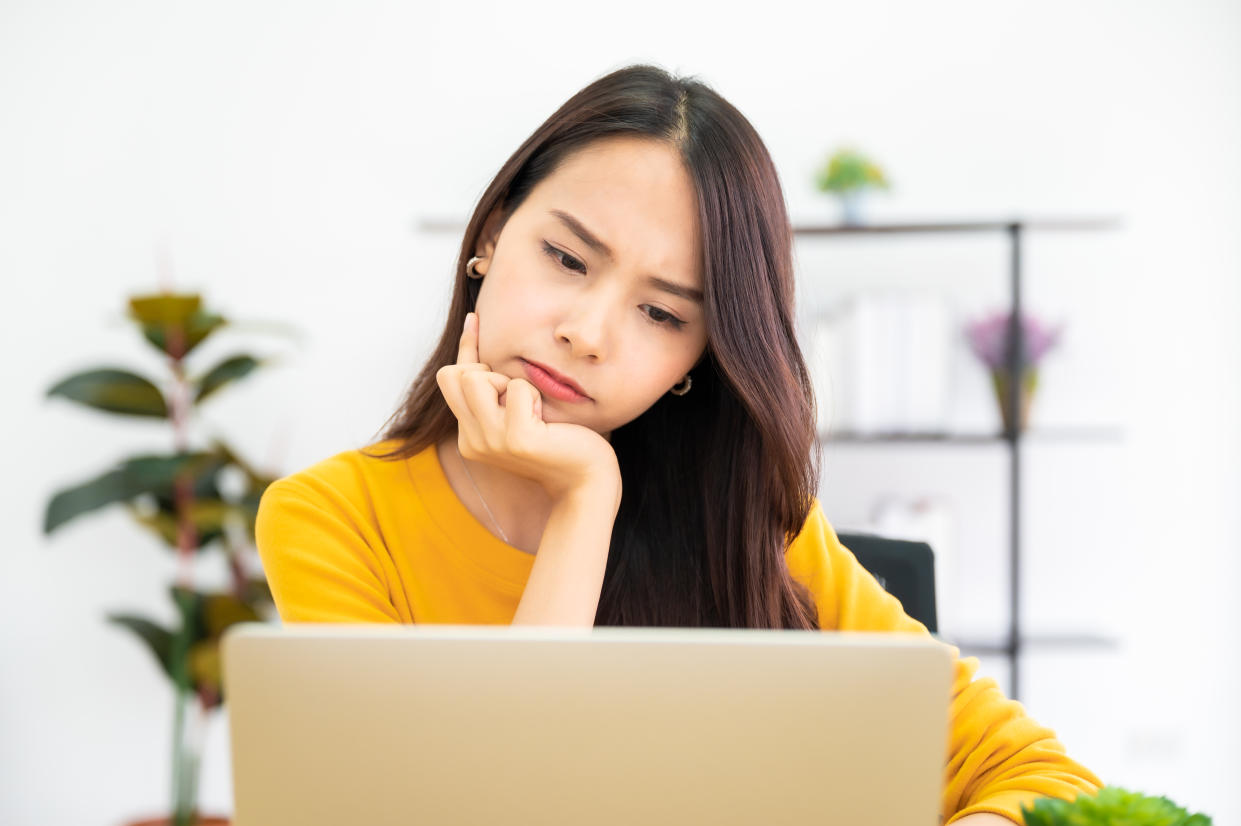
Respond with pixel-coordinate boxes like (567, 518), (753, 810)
(255, 438), (1102, 824)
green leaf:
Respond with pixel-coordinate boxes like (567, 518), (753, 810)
(242, 575), (274, 607)
(109, 596), (244, 702)
(169, 585), (210, 643)
(189, 640), (222, 697)
(124, 451), (230, 503)
(204, 436), (279, 543)
(119, 451), (235, 550)
(45, 467), (139, 534)
(106, 613), (176, 682)
(44, 451), (229, 535)
(207, 436), (278, 492)
(139, 311), (227, 360)
(128, 293), (202, 327)
(194, 354), (262, 403)
(202, 593), (264, 638)
(167, 586), (224, 701)
(1020, 785), (1213, 826)
(127, 292), (226, 359)
(46, 368), (168, 418)
(184, 590), (270, 701)
(124, 498), (240, 550)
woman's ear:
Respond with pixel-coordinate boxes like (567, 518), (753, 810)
(474, 207), (507, 260)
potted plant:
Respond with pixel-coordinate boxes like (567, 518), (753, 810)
(1021, 784), (1212, 825)
(814, 145), (891, 225)
(43, 290), (292, 826)
(964, 309), (1064, 434)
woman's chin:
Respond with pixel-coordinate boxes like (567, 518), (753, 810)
(538, 405), (603, 432)
(538, 404), (566, 424)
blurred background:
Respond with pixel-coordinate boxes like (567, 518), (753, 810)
(3, 0), (1238, 824)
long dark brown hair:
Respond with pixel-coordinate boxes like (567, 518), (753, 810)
(364, 63), (823, 630)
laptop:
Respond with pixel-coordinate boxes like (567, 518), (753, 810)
(221, 624), (953, 826)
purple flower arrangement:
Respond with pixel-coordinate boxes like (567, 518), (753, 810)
(964, 309), (1066, 432)
(965, 310), (1065, 371)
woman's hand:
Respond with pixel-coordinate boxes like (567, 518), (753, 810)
(436, 311), (621, 508)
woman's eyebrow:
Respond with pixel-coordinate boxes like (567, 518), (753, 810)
(550, 209), (614, 259)
(648, 276), (704, 305)
(549, 208), (704, 305)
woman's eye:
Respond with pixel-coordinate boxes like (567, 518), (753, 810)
(543, 241), (686, 331)
(644, 306), (687, 330)
(542, 241), (586, 274)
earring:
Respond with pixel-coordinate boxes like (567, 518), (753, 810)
(670, 374), (692, 396)
(466, 256), (485, 279)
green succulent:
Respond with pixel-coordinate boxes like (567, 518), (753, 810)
(814, 146), (891, 194)
(1021, 785), (1212, 826)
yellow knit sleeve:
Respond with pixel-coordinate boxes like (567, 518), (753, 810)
(254, 477), (403, 624)
(786, 499), (1102, 825)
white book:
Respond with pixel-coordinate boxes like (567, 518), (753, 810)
(814, 290), (951, 435)
(902, 293), (951, 431)
(809, 313), (841, 435)
(852, 293), (884, 433)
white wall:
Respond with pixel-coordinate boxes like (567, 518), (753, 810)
(2, 1), (1237, 824)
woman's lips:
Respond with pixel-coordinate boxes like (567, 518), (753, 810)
(520, 359), (591, 402)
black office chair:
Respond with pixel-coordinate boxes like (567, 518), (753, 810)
(835, 532), (939, 633)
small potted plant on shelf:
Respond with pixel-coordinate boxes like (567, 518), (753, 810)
(814, 145), (891, 225)
(43, 289), (294, 826)
(964, 308), (1064, 434)
(1021, 784), (1212, 825)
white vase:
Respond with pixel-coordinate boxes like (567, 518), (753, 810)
(838, 189), (866, 225)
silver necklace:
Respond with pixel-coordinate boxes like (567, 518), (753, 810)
(453, 440), (511, 544)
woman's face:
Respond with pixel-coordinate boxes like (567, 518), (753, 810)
(471, 135), (709, 438)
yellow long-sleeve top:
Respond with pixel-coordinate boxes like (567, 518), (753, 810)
(254, 437), (1102, 824)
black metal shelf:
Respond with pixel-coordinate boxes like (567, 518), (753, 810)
(802, 214), (1124, 702)
(820, 426), (1125, 445)
(948, 633), (1123, 657)
(420, 212), (1125, 701)
(791, 216), (1122, 236)
(416, 215), (1125, 236)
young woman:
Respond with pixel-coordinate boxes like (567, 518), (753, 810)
(255, 64), (1102, 824)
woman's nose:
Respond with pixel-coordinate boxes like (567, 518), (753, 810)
(555, 292), (615, 361)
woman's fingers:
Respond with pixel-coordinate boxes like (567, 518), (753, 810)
(459, 370), (510, 443)
(436, 364), (493, 449)
(504, 379), (543, 453)
(443, 311), (592, 493)
(436, 364), (485, 417)
(457, 312), (484, 366)
(435, 365), (466, 419)
(440, 308), (492, 436)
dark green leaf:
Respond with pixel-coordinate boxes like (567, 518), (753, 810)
(202, 593), (264, 637)
(189, 640), (222, 697)
(130, 292), (227, 360)
(125, 498), (240, 550)
(45, 467), (136, 534)
(208, 435), (278, 490)
(106, 613), (176, 682)
(44, 451), (229, 535)
(194, 354), (262, 403)
(169, 585), (211, 644)
(46, 368), (168, 418)
(138, 312), (227, 360)
(205, 436), (279, 544)
(242, 576), (274, 607)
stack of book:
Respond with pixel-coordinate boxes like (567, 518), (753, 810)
(810, 290), (954, 435)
